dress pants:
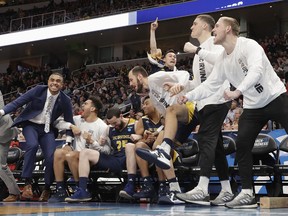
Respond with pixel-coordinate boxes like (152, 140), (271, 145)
(197, 101), (231, 180)
(237, 93), (288, 189)
(0, 141), (20, 195)
(21, 122), (58, 187)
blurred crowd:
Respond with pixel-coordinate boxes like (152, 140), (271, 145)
(0, 0), (190, 34)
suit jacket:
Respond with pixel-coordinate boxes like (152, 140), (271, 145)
(3, 85), (74, 137)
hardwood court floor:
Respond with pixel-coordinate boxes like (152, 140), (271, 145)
(0, 202), (287, 216)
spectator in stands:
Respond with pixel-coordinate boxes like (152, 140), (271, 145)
(273, 62), (285, 80)
(0, 90), (20, 202)
(65, 107), (137, 202)
(0, 72), (74, 202)
(128, 66), (199, 204)
(128, 108), (137, 120)
(112, 97), (126, 113)
(164, 14), (234, 206)
(230, 107), (243, 130)
(135, 111), (144, 120)
(48, 96), (111, 202)
(129, 89), (142, 112)
(223, 100), (238, 126)
(178, 16), (288, 209)
(121, 92), (132, 113)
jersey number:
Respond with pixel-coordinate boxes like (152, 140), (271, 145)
(116, 140), (128, 151)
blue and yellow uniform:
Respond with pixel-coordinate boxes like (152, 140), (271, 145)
(109, 118), (136, 157)
(142, 116), (162, 134)
(93, 118), (136, 174)
(141, 115), (162, 147)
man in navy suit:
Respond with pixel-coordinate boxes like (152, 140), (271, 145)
(0, 72), (74, 202)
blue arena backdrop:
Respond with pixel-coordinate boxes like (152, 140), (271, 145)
(137, 0), (283, 23)
(0, 0), (283, 47)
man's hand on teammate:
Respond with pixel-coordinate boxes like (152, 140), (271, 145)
(177, 95), (188, 105)
(163, 82), (184, 96)
(224, 89), (242, 100)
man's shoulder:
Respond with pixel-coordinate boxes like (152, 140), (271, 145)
(59, 91), (72, 101)
(29, 85), (47, 93)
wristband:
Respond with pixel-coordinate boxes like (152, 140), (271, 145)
(195, 47), (202, 55)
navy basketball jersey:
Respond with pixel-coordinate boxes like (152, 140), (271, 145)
(109, 118), (136, 157)
(142, 116), (162, 133)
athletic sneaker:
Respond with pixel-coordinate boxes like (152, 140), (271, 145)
(158, 191), (185, 205)
(136, 147), (171, 170)
(225, 192), (257, 209)
(133, 184), (156, 199)
(176, 187), (210, 205)
(210, 191), (234, 206)
(48, 188), (67, 203)
(158, 183), (168, 197)
(119, 183), (135, 200)
(65, 188), (92, 202)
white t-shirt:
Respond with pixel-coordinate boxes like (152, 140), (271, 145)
(186, 37), (286, 109)
(55, 115), (111, 153)
(148, 70), (196, 116)
(192, 37), (229, 111)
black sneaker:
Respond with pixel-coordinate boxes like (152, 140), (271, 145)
(119, 182), (135, 200)
(133, 184), (156, 199)
(158, 183), (168, 197)
(158, 191), (185, 205)
(136, 147), (171, 170)
(48, 188), (67, 203)
(225, 192), (257, 209)
(65, 187), (92, 202)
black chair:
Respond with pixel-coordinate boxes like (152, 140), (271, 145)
(230, 133), (278, 196)
(275, 135), (288, 174)
(186, 135), (236, 176)
(175, 138), (199, 167)
(31, 147), (46, 195)
(7, 147), (23, 165)
(274, 135), (288, 196)
(5, 147), (23, 179)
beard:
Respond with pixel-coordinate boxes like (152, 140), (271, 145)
(136, 80), (149, 96)
(136, 80), (144, 94)
(116, 120), (125, 131)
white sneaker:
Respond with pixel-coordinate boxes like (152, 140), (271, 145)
(176, 187), (210, 206)
(225, 192), (257, 209)
(210, 191), (234, 206)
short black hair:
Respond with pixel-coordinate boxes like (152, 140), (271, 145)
(50, 72), (64, 78)
(89, 96), (103, 113)
(106, 107), (121, 119)
(142, 95), (150, 104)
(164, 49), (177, 57)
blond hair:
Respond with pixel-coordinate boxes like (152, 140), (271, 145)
(221, 16), (240, 36)
(196, 14), (215, 31)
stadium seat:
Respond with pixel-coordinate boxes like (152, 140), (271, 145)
(274, 135), (288, 195)
(230, 133), (278, 196)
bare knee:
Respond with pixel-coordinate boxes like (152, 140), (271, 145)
(54, 149), (66, 161)
(125, 143), (135, 154)
(79, 149), (100, 162)
(135, 141), (149, 150)
(66, 151), (79, 163)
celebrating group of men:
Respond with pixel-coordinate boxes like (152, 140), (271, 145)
(1, 14), (288, 210)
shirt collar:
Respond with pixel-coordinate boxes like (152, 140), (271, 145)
(47, 89), (60, 99)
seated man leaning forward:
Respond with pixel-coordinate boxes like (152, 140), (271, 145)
(48, 96), (111, 202)
(64, 107), (138, 202)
